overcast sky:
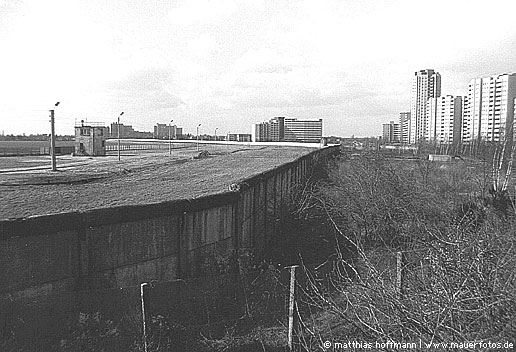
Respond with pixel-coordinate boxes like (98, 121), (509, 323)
(1, 0), (516, 137)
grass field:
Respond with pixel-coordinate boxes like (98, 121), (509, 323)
(0, 140), (74, 156)
(0, 145), (314, 220)
(0, 141), (74, 148)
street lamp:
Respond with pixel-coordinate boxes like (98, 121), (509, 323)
(49, 101), (60, 171)
(196, 123), (202, 151)
(169, 119), (174, 155)
(226, 130), (230, 155)
(118, 112), (124, 161)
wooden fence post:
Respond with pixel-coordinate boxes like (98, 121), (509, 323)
(288, 265), (299, 351)
(140, 282), (149, 352)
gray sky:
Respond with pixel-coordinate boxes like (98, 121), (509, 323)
(1, 0), (516, 137)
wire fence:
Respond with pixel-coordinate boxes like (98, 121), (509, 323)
(0, 146), (75, 156)
(1, 264), (327, 351)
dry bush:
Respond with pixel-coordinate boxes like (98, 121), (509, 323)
(294, 152), (516, 350)
(316, 153), (445, 250)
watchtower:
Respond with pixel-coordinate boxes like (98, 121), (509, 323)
(74, 121), (109, 156)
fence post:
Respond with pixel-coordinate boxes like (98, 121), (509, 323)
(396, 251), (406, 298)
(140, 282), (149, 352)
(288, 265), (299, 351)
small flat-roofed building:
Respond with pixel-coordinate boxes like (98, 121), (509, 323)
(428, 154), (452, 162)
(75, 121), (109, 156)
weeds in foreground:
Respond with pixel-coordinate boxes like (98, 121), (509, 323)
(293, 153), (516, 350)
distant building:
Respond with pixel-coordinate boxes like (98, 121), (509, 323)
(252, 117), (284, 142)
(461, 96), (471, 142)
(154, 123), (183, 139)
(252, 117), (322, 142)
(110, 123), (153, 139)
(75, 122), (109, 156)
(252, 122), (270, 142)
(228, 133), (252, 142)
(462, 73), (516, 142)
(382, 121), (401, 143)
(410, 69), (441, 143)
(271, 116), (285, 141)
(284, 118), (323, 142)
(426, 95), (462, 144)
(110, 122), (135, 138)
(399, 112), (410, 143)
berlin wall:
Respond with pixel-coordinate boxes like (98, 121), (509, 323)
(0, 145), (339, 301)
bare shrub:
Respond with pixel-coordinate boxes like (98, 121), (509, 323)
(316, 153), (444, 250)
(294, 152), (516, 350)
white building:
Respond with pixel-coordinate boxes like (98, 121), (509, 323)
(410, 69), (441, 143)
(382, 121), (401, 143)
(461, 96), (471, 142)
(252, 117), (322, 142)
(426, 95), (462, 144)
(252, 117), (284, 142)
(463, 73), (516, 142)
(283, 118), (323, 142)
(399, 112), (410, 143)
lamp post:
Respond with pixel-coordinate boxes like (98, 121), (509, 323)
(49, 101), (60, 171)
(226, 130), (230, 155)
(169, 119), (174, 155)
(196, 123), (201, 151)
(118, 112), (124, 161)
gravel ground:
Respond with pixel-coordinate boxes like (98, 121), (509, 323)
(0, 146), (313, 220)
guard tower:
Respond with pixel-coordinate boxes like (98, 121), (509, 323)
(74, 121), (109, 156)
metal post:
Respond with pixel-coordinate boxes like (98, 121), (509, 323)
(49, 109), (57, 171)
(117, 112), (124, 161)
(226, 131), (230, 155)
(196, 123), (201, 152)
(117, 117), (121, 161)
(288, 265), (298, 351)
(169, 119), (173, 155)
(140, 282), (149, 352)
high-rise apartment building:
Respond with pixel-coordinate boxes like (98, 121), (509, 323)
(399, 112), (411, 143)
(154, 123), (182, 139)
(252, 122), (270, 142)
(110, 122), (136, 138)
(283, 118), (323, 142)
(252, 117), (322, 142)
(463, 73), (516, 142)
(252, 117), (284, 142)
(382, 121), (401, 143)
(410, 69), (441, 143)
(461, 96), (471, 142)
(426, 95), (462, 144)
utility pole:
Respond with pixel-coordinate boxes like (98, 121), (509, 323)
(226, 131), (230, 155)
(49, 102), (60, 171)
(118, 112), (124, 161)
(169, 119), (174, 155)
(196, 123), (201, 152)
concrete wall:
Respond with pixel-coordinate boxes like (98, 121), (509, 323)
(0, 146), (339, 300)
